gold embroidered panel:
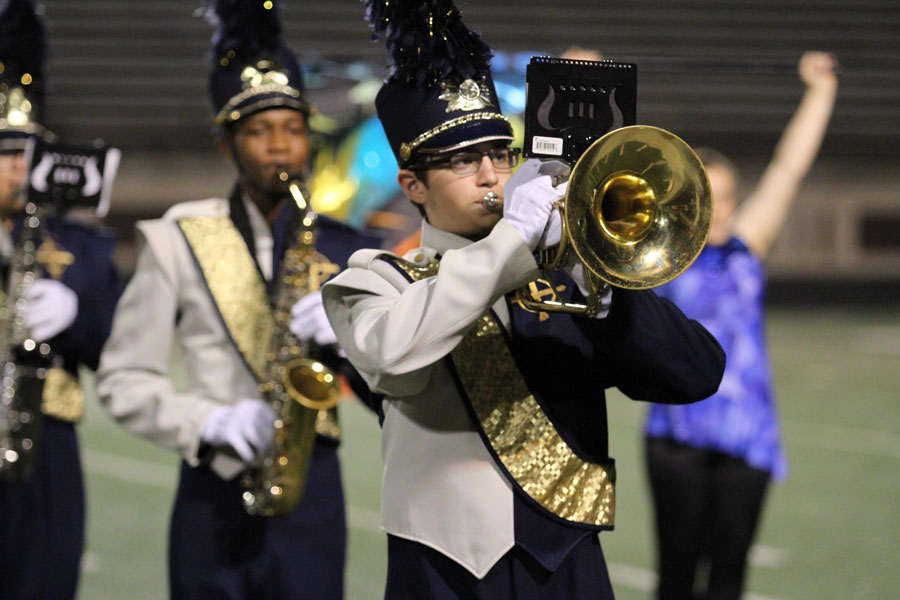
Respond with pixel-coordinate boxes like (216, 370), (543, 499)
(451, 313), (615, 527)
(178, 217), (273, 381)
(384, 255), (615, 527)
(42, 368), (84, 422)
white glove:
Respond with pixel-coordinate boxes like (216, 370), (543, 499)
(564, 253), (612, 319)
(21, 279), (78, 342)
(289, 291), (337, 346)
(201, 398), (277, 464)
(503, 159), (568, 251)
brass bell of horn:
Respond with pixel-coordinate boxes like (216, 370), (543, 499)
(517, 125), (712, 315)
(283, 356), (341, 411)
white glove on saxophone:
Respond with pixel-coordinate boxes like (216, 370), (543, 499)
(22, 279), (78, 342)
(503, 159), (568, 251)
(289, 290), (337, 346)
(201, 398), (276, 464)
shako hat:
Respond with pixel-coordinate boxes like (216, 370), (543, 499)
(206, 0), (310, 127)
(366, 0), (514, 168)
(0, 0), (50, 150)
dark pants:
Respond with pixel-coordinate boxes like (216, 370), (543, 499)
(384, 532), (615, 599)
(645, 437), (770, 600)
(0, 418), (85, 600)
(169, 441), (346, 600)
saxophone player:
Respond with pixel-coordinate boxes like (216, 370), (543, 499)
(97, 1), (377, 598)
(0, 1), (123, 598)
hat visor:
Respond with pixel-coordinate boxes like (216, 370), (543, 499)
(216, 93), (311, 125)
(414, 118), (514, 160)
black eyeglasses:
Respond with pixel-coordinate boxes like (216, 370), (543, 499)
(411, 147), (521, 175)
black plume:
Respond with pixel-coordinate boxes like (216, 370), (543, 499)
(206, 0), (283, 65)
(0, 0), (46, 89)
(365, 0), (493, 86)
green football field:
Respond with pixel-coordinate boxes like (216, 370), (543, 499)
(75, 306), (900, 599)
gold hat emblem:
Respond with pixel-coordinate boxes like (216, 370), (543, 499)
(438, 78), (493, 113)
(241, 60), (290, 89)
(0, 87), (33, 129)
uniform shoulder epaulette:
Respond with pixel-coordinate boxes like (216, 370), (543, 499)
(161, 198), (229, 222)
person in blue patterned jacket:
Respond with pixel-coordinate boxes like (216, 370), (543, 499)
(644, 51), (839, 600)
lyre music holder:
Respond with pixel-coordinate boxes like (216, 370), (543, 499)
(523, 57), (637, 164)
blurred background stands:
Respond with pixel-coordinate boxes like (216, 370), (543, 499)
(39, 0), (900, 303)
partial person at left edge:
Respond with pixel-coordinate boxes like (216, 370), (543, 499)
(0, 1), (124, 599)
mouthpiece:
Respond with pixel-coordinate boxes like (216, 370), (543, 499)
(482, 192), (501, 213)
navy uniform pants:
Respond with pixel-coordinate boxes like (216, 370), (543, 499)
(384, 532), (615, 599)
(169, 440), (346, 600)
(0, 418), (85, 600)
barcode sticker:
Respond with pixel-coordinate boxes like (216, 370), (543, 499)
(532, 136), (563, 156)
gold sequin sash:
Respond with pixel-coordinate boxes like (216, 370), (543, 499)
(178, 216), (339, 441)
(178, 217), (273, 381)
(384, 255), (616, 527)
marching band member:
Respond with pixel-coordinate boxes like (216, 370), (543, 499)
(0, 1), (122, 598)
(97, 2), (376, 598)
(320, 1), (726, 598)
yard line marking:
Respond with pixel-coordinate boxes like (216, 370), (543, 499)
(608, 562), (655, 591)
(783, 420), (900, 459)
(83, 447), (385, 535)
(607, 562), (785, 600)
(81, 550), (102, 573)
(82, 448), (177, 488)
(750, 544), (789, 568)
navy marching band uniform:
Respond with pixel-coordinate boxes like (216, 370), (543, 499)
(97, 1), (378, 598)
(322, 2), (726, 598)
(0, 2), (123, 597)
(0, 217), (121, 600)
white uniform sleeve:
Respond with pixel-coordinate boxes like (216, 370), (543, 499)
(323, 219), (540, 397)
(96, 221), (221, 466)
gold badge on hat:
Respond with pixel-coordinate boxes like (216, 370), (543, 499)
(241, 60), (291, 89)
(439, 78), (493, 113)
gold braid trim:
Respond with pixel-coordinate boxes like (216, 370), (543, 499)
(214, 83), (310, 125)
(400, 113), (512, 161)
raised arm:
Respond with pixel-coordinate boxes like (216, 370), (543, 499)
(733, 51), (839, 258)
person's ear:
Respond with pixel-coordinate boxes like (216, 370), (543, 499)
(216, 136), (233, 161)
(398, 170), (426, 209)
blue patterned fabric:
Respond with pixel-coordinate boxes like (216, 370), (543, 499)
(644, 238), (787, 480)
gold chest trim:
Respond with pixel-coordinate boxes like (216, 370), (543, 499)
(41, 368), (84, 422)
(387, 255), (615, 527)
(177, 216), (274, 382)
(177, 216), (339, 441)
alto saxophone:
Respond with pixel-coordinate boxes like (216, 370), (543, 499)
(0, 201), (54, 481)
(241, 172), (341, 517)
